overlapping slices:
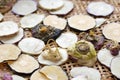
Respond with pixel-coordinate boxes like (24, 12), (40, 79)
(8, 54), (39, 74)
(30, 66), (68, 80)
(12, 0), (37, 15)
(70, 67), (101, 80)
(0, 44), (21, 63)
(87, 2), (114, 16)
(43, 15), (67, 30)
(102, 23), (120, 42)
(1, 28), (24, 44)
(68, 14), (96, 31)
(0, 21), (19, 37)
(20, 14), (45, 28)
(49, 0), (74, 15)
(18, 37), (45, 55)
(56, 32), (78, 48)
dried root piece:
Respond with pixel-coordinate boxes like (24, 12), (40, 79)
(39, 0), (64, 10)
(0, 44), (21, 63)
(8, 54), (39, 74)
(68, 15), (96, 31)
(87, 2), (114, 16)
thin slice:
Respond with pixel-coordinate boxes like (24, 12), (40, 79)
(111, 56), (120, 79)
(49, 0), (74, 15)
(71, 75), (88, 80)
(1, 28), (24, 44)
(68, 15), (96, 31)
(95, 18), (106, 27)
(39, 0), (64, 10)
(87, 2), (114, 16)
(0, 21), (19, 37)
(20, 14), (45, 28)
(12, 75), (26, 80)
(40, 66), (68, 80)
(30, 69), (49, 80)
(70, 67), (101, 80)
(0, 13), (3, 21)
(38, 48), (68, 65)
(97, 48), (117, 67)
(0, 44), (21, 63)
(102, 23), (120, 42)
(8, 54), (39, 74)
(12, 0), (37, 15)
(18, 37), (45, 55)
(56, 32), (78, 48)
(43, 15), (67, 30)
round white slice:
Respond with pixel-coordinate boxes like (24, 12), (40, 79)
(97, 48), (114, 67)
(0, 44), (21, 63)
(43, 15), (67, 30)
(111, 56), (120, 79)
(95, 18), (106, 27)
(39, 0), (64, 10)
(12, 75), (26, 80)
(38, 48), (68, 65)
(30, 69), (49, 80)
(56, 32), (78, 48)
(12, 0), (37, 15)
(102, 23), (120, 42)
(71, 75), (88, 80)
(87, 2), (114, 16)
(1, 28), (24, 44)
(18, 37), (45, 55)
(70, 67), (101, 80)
(0, 13), (3, 21)
(0, 21), (19, 37)
(8, 54), (39, 74)
(40, 66), (68, 80)
(20, 14), (45, 28)
(49, 0), (74, 15)
(68, 15), (96, 31)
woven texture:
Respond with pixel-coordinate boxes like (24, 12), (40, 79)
(1, 0), (120, 80)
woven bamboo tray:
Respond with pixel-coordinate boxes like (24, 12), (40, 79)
(1, 0), (120, 80)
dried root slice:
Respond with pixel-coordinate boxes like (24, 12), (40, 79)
(56, 32), (78, 48)
(39, 0), (64, 10)
(71, 75), (88, 80)
(102, 23), (120, 42)
(0, 13), (3, 21)
(38, 48), (68, 65)
(68, 15), (96, 31)
(18, 37), (45, 55)
(0, 21), (19, 37)
(12, 0), (37, 15)
(40, 66), (68, 80)
(12, 75), (26, 80)
(43, 15), (67, 30)
(95, 18), (106, 27)
(111, 56), (120, 79)
(30, 69), (49, 80)
(20, 14), (45, 28)
(1, 28), (24, 44)
(70, 67), (101, 80)
(87, 2), (114, 16)
(8, 54), (39, 74)
(49, 0), (74, 15)
(97, 48), (119, 67)
(0, 44), (21, 63)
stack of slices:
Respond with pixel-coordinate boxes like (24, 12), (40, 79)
(39, 0), (74, 15)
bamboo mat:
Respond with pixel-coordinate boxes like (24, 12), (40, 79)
(1, 0), (120, 80)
